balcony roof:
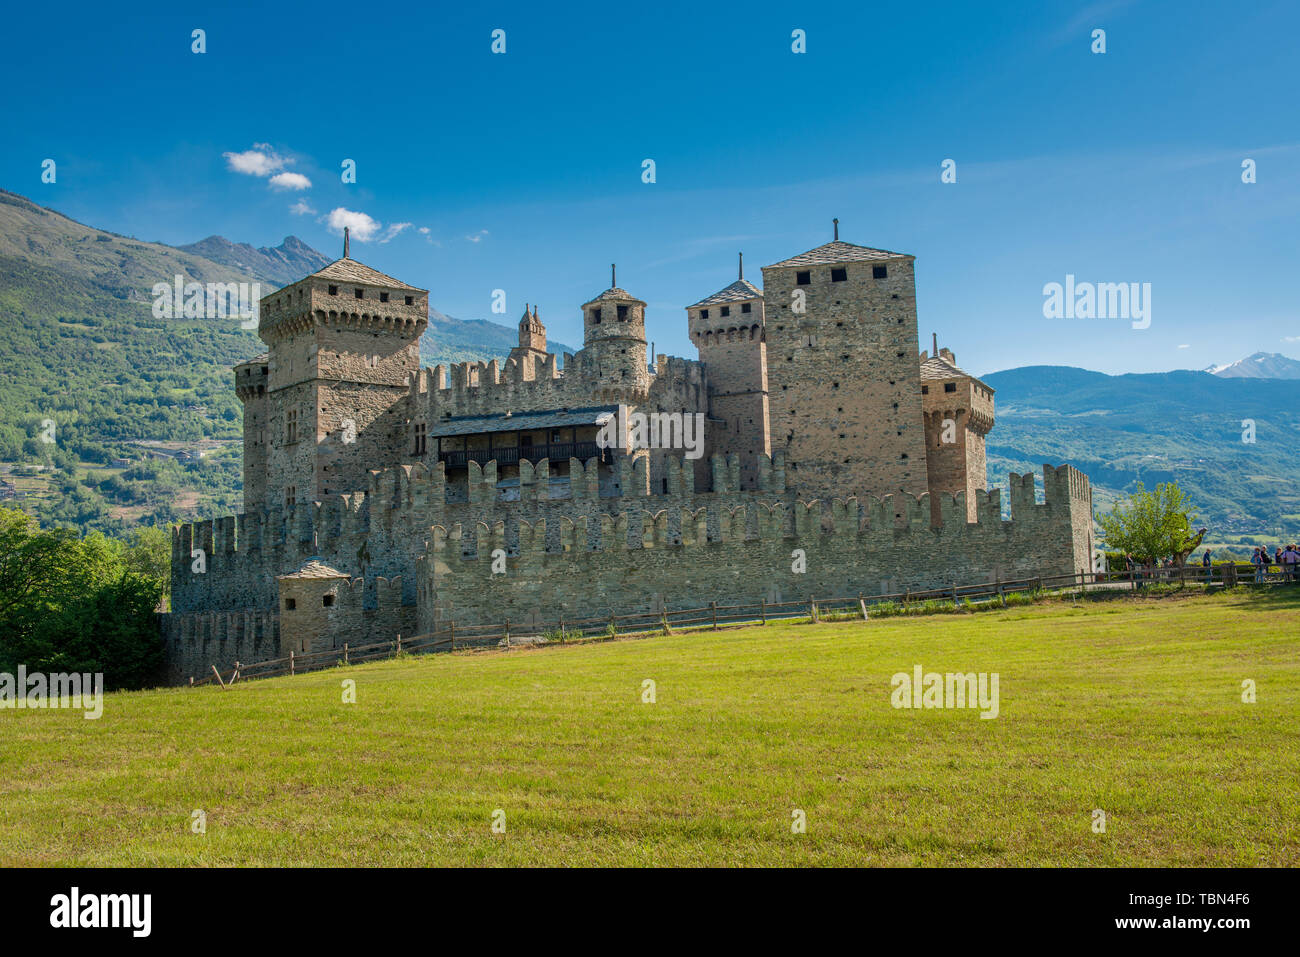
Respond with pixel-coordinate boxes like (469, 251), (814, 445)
(429, 404), (619, 438)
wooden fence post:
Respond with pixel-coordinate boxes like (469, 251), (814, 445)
(711, 601), (717, 630)
(760, 598), (766, 624)
(951, 583), (959, 607)
(211, 665), (226, 688)
(396, 633), (402, 654)
(559, 616), (565, 644)
(997, 580), (1005, 607)
(505, 618), (511, 649)
(289, 650), (295, 676)
(810, 597), (818, 623)
(449, 620), (455, 649)
(859, 595), (869, 620)
(343, 643), (349, 665)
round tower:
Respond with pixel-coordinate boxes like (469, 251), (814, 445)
(581, 264), (649, 400)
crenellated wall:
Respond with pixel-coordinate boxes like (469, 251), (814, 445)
(161, 456), (1091, 685)
(416, 464), (1094, 634)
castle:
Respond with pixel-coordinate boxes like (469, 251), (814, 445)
(162, 225), (1094, 683)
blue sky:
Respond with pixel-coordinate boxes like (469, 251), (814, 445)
(3, 0), (1297, 376)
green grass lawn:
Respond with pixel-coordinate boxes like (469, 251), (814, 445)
(2, 588), (1297, 866)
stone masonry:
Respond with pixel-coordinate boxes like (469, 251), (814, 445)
(160, 225), (1095, 684)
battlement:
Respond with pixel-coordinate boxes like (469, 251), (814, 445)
(415, 463), (1095, 632)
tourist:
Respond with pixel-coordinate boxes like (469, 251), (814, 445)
(1252, 547), (1265, 583)
(1202, 548), (1213, 584)
(1283, 544), (1299, 582)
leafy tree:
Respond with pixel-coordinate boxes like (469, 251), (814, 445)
(1097, 482), (1199, 565)
(0, 506), (163, 689)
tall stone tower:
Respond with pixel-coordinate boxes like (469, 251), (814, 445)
(762, 225), (928, 503)
(235, 355), (270, 510)
(921, 341), (994, 522)
(508, 303), (548, 375)
(580, 265), (649, 402)
(687, 253), (770, 489)
(253, 232), (428, 507)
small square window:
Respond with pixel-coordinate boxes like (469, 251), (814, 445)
(700, 309), (709, 320)
(617, 304), (629, 321)
(591, 308), (602, 323)
(405, 295), (414, 306)
(796, 271), (811, 285)
(328, 285), (338, 296)
(322, 594), (334, 607)
(354, 288), (364, 299)
(284, 598), (296, 611)
(921, 385), (929, 394)
(873, 265), (888, 279)
(944, 382), (957, 393)
(380, 291), (389, 303)
(720, 306), (730, 317)
(831, 267), (847, 282)
(741, 303), (751, 314)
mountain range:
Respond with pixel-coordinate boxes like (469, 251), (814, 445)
(1204, 352), (1300, 379)
(0, 187), (1294, 548)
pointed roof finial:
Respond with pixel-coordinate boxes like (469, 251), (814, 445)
(833, 218), (839, 241)
(611, 263), (616, 288)
(343, 226), (350, 259)
(738, 251), (744, 280)
(933, 332), (938, 357)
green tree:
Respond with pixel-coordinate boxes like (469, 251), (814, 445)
(0, 506), (163, 689)
(1097, 482), (1198, 565)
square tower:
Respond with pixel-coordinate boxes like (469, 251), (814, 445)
(762, 233), (928, 502)
(687, 255), (771, 489)
(255, 248), (428, 507)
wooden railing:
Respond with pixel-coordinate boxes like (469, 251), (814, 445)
(187, 563), (1294, 688)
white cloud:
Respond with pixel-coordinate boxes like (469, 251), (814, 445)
(289, 199), (316, 216)
(418, 226), (430, 234)
(465, 229), (489, 243)
(326, 207), (382, 242)
(269, 171), (312, 191)
(223, 144), (286, 177)
(380, 222), (412, 244)
(1177, 344), (1190, 349)
(1284, 336), (1300, 343)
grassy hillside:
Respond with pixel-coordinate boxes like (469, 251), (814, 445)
(985, 366), (1300, 549)
(2, 589), (1295, 866)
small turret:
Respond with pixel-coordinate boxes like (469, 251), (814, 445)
(508, 303), (549, 373)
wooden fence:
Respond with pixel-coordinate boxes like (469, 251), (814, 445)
(187, 562), (1293, 688)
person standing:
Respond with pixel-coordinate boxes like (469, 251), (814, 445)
(1202, 548), (1213, 584)
(1252, 547), (1266, 583)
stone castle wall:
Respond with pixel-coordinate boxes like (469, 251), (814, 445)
(418, 464), (1094, 633)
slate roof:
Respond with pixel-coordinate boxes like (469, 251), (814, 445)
(688, 278), (763, 308)
(429, 405), (619, 439)
(582, 287), (647, 306)
(920, 353), (993, 392)
(278, 559), (350, 581)
(309, 257), (426, 292)
(767, 241), (908, 268)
